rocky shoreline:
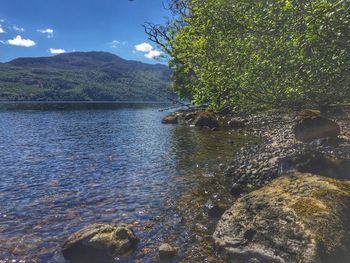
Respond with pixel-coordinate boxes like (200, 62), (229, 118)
(162, 107), (350, 262)
(61, 107), (350, 263)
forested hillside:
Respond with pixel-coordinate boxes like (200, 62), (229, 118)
(0, 51), (172, 101)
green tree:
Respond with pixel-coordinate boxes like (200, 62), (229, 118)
(146, 0), (350, 111)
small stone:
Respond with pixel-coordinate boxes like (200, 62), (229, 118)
(158, 243), (176, 261)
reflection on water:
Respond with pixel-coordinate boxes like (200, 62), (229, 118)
(0, 104), (253, 262)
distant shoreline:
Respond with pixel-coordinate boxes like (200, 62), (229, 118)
(0, 100), (173, 104)
(0, 101), (174, 110)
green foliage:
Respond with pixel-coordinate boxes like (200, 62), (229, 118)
(153, 0), (350, 111)
(0, 52), (172, 101)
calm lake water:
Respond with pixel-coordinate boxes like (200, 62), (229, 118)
(0, 103), (252, 262)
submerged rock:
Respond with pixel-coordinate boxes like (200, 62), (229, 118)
(158, 243), (177, 261)
(204, 199), (226, 219)
(214, 173), (350, 263)
(293, 116), (340, 142)
(193, 112), (219, 129)
(162, 114), (178, 124)
(62, 223), (139, 263)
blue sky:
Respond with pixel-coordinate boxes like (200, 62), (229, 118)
(0, 0), (169, 63)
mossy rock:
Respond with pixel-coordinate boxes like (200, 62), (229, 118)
(213, 173), (350, 263)
(297, 109), (321, 118)
(62, 223), (139, 263)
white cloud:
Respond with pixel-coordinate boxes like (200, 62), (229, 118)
(134, 42), (162, 60)
(49, 48), (66, 54)
(111, 40), (127, 48)
(145, 49), (162, 59)
(13, 25), (24, 32)
(0, 40), (5, 44)
(135, 42), (153, 52)
(7, 35), (36, 47)
(111, 40), (120, 48)
(0, 25), (5, 33)
(38, 28), (54, 38)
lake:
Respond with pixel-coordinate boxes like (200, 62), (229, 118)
(0, 103), (252, 262)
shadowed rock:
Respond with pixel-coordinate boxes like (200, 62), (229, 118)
(62, 223), (139, 263)
(278, 151), (350, 179)
(293, 116), (340, 142)
(214, 173), (350, 263)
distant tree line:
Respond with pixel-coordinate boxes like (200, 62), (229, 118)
(145, 0), (350, 111)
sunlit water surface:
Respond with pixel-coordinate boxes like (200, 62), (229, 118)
(0, 103), (252, 262)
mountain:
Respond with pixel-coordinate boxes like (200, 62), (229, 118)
(0, 52), (173, 101)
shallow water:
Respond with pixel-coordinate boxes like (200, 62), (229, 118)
(0, 104), (252, 262)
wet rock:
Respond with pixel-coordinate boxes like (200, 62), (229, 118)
(230, 183), (244, 197)
(193, 112), (219, 129)
(278, 151), (350, 179)
(162, 114), (178, 124)
(62, 223), (139, 263)
(158, 243), (176, 261)
(293, 116), (340, 142)
(204, 199), (226, 219)
(214, 173), (350, 263)
(228, 118), (246, 129)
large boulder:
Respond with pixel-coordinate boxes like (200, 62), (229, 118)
(213, 173), (350, 263)
(293, 116), (340, 142)
(62, 223), (139, 263)
(193, 112), (219, 128)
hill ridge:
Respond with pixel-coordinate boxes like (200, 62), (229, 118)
(0, 51), (173, 101)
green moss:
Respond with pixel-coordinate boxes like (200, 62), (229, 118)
(285, 176), (350, 256)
